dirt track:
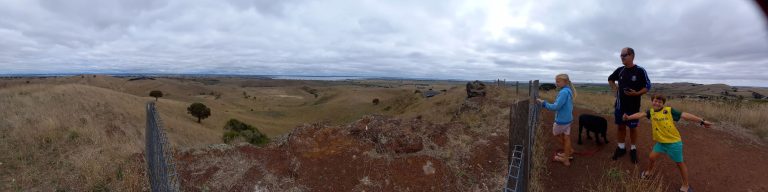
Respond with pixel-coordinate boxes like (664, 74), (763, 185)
(540, 107), (768, 192)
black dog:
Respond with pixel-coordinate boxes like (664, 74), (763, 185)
(578, 114), (609, 145)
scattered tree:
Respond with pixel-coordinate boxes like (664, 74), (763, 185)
(187, 102), (211, 123)
(372, 98), (380, 105)
(149, 90), (163, 101)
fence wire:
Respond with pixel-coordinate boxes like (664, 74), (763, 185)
(146, 101), (180, 192)
(505, 80), (540, 192)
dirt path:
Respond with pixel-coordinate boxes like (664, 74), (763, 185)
(540, 107), (768, 192)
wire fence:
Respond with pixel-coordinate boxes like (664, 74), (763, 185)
(146, 101), (180, 192)
(505, 80), (541, 192)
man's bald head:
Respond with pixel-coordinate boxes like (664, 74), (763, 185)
(621, 47), (635, 66)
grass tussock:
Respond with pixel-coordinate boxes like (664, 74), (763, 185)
(529, 122), (548, 192)
(582, 166), (666, 192)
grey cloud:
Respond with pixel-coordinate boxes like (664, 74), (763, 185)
(0, 0), (766, 86)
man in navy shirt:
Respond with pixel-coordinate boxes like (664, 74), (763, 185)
(608, 47), (651, 164)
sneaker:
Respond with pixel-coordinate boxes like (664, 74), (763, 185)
(630, 149), (639, 164)
(611, 147), (626, 160)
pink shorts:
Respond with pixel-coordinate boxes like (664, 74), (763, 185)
(552, 123), (571, 135)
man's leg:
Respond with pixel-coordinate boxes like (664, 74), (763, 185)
(629, 127), (639, 163)
(618, 124), (626, 143)
(612, 124), (627, 160)
(629, 127), (637, 146)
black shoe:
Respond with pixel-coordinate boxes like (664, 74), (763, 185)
(630, 149), (639, 164)
(612, 147), (626, 160)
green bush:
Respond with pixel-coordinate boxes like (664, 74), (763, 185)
(224, 119), (251, 132)
(222, 119), (269, 146)
(222, 131), (240, 143)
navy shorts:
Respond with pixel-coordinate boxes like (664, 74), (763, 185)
(614, 108), (639, 128)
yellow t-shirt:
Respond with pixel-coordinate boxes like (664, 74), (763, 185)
(649, 107), (682, 143)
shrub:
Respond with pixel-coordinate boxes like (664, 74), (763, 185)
(301, 86), (319, 98)
(372, 98), (380, 105)
(223, 119), (269, 146)
(222, 131), (240, 143)
(224, 119), (251, 132)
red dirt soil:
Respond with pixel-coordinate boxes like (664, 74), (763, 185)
(176, 114), (510, 191)
(540, 107), (768, 192)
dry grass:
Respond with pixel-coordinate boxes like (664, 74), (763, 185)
(0, 77), (479, 191)
(1, 84), (146, 191)
(529, 122), (548, 192)
(0, 84), (224, 191)
(581, 165), (666, 192)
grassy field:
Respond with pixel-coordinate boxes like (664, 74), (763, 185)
(0, 75), (476, 191)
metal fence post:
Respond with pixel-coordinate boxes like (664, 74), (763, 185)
(505, 80), (541, 192)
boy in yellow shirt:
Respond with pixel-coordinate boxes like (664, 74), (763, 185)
(623, 94), (712, 192)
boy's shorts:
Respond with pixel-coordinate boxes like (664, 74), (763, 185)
(614, 108), (639, 128)
(653, 141), (684, 163)
(552, 123), (571, 136)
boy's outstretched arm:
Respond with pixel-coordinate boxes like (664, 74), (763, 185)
(681, 112), (714, 128)
(622, 111), (646, 121)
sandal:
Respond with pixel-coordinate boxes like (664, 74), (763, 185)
(680, 186), (693, 192)
(556, 152), (574, 160)
(554, 155), (571, 166)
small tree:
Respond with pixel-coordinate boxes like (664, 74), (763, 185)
(187, 102), (211, 123)
(149, 90), (163, 101)
(372, 98), (380, 105)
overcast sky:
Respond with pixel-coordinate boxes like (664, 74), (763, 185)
(1, 0), (767, 86)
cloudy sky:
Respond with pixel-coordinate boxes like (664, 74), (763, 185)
(1, 0), (767, 86)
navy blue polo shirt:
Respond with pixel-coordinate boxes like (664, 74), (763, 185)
(608, 64), (651, 112)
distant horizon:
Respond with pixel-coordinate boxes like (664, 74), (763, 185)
(1, 73), (764, 88)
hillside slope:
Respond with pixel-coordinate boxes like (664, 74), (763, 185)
(0, 84), (220, 191)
